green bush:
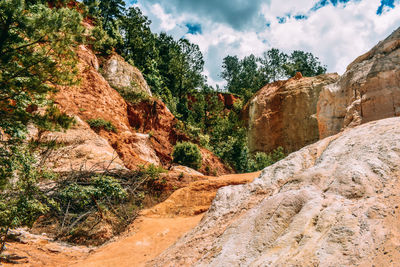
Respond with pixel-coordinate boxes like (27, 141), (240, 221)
(87, 118), (117, 132)
(246, 147), (286, 172)
(58, 176), (127, 213)
(172, 142), (202, 170)
(117, 87), (150, 104)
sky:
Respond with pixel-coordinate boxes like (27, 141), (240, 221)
(129, 0), (400, 87)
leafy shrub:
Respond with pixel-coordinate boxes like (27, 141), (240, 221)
(247, 147), (286, 172)
(59, 183), (98, 211)
(199, 134), (210, 149)
(137, 164), (167, 192)
(37, 165), (167, 246)
(117, 87), (150, 104)
(172, 142), (202, 170)
(58, 176), (127, 212)
(87, 118), (117, 132)
(0, 146), (57, 254)
(93, 176), (127, 201)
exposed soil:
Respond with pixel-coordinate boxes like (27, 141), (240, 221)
(2, 172), (260, 266)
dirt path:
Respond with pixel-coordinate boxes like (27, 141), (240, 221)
(72, 215), (203, 267)
(2, 172), (260, 267)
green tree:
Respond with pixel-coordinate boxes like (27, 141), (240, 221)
(83, 0), (125, 50)
(0, 0), (82, 256)
(168, 39), (204, 97)
(83, 0), (125, 29)
(259, 48), (288, 82)
(221, 54), (266, 101)
(285, 50), (327, 77)
(154, 33), (178, 96)
(0, 0), (82, 139)
(221, 55), (240, 94)
(221, 49), (326, 102)
(120, 7), (158, 73)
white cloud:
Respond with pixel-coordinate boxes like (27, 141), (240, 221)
(136, 0), (400, 87)
(263, 0), (400, 74)
(149, 4), (178, 31)
(185, 24), (267, 85)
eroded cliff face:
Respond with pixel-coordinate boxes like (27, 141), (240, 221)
(244, 72), (339, 153)
(317, 27), (400, 138)
(150, 117), (400, 267)
(48, 45), (230, 175)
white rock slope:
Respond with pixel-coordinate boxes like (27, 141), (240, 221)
(150, 117), (400, 266)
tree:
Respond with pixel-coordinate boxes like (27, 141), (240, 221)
(221, 49), (327, 102)
(221, 54), (266, 101)
(168, 39), (204, 97)
(120, 7), (158, 74)
(172, 142), (202, 170)
(0, 0), (82, 256)
(0, 0), (82, 139)
(259, 48), (288, 82)
(98, 0), (125, 28)
(83, 0), (125, 28)
(83, 0), (125, 50)
(221, 55), (240, 94)
(285, 50), (327, 77)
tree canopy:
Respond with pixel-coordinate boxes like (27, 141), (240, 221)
(222, 48), (327, 101)
(0, 0), (82, 141)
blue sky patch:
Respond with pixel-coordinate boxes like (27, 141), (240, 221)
(311, 0), (354, 11)
(186, 23), (203, 35)
(377, 0), (396, 15)
(294, 14), (308, 20)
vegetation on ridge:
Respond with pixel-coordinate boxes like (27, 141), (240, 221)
(87, 118), (117, 133)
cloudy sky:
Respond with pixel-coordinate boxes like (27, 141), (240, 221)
(130, 0), (400, 86)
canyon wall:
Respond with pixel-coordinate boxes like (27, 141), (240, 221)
(317, 27), (400, 138)
(245, 27), (400, 153)
(244, 72), (339, 153)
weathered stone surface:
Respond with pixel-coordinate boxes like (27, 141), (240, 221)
(244, 73), (339, 153)
(28, 117), (126, 172)
(150, 117), (400, 266)
(318, 27), (400, 138)
(101, 54), (152, 96)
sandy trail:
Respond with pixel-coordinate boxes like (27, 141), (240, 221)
(3, 172), (260, 267)
(72, 215), (203, 267)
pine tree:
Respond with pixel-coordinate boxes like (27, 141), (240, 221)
(0, 0), (83, 256)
